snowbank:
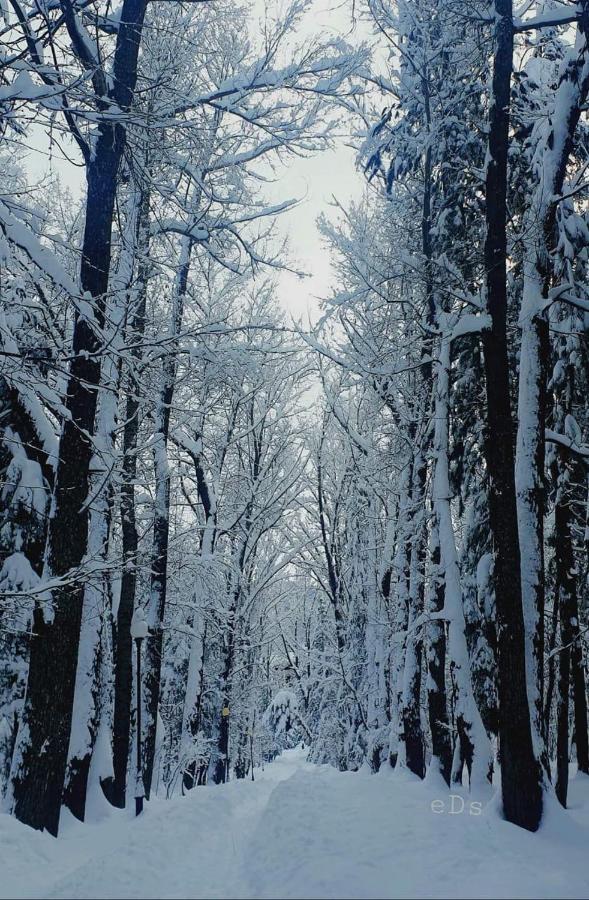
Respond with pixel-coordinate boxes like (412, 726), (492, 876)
(1, 749), (588, 899)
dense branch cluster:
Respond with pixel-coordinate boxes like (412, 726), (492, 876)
(0, 0), (588, 839)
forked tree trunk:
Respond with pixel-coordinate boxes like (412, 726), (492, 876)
(8, 0), (148, 834)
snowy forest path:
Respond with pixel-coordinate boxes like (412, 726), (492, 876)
(1, 749), (309, 900)
(2, 749), (589, 899)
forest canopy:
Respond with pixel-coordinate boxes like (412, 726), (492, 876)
(0, 0), (588, 859)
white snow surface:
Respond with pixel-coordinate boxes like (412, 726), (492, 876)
(2, 749), (589, 900)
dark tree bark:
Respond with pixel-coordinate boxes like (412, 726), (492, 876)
(544, 595), (559, 745)
(143, 242), (192, 800)
(553, 369), (589, 800)
(316, 447), (347, 657)
(481, 0), (542, 832)
(554, 463), (576, 808)
(182, 621), (208, 793)
(181, 445), (214, 792)
(9, 0), (149, 835)
(427, 526), (452, 786)
(422, 66), (451, 786)
(402, 446), (426, 781)
(214, 604), (236, 785)
(213, 423), (263, 786)
(109, 185), (151, 810)
(516, 0), (589, 776)
(571, 610), (589, 775)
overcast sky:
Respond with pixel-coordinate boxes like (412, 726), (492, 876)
(268, 142), (363, 324)
(23, 0), (371, 324)
(261, 0), (370, 323)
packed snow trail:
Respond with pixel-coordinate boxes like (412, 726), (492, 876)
(2, 749), (589, 899)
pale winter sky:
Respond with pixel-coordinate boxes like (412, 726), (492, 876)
(267, 142), (362, 324)
(23, 0), (370, 323)
(259, 0), (370, 324)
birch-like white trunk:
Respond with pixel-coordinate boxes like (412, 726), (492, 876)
(516, 21), (589, 771)
(433, 329), (492, 789)
(64, 197), (138, 819)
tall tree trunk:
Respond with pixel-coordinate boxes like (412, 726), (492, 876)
(420, 64), (453, 786)
(553, 360), (589, 797)
(401, 446), (426, 780)
(63, 275), (126, 819)
(213, 526), (252, 785)
(554, 456), (576, 807)
(7, 141), (122, 832)
(426, 521), (452, 786)
(434, 331), (492, 789)
(7, 0), (149, 834)
(365, 497), (388, 771)
(214, 602), (237, 784)
(544, 591), (559, 746)
(181, 620), (208, 791)
(515, 307), (548, 763)
(571, 606), (589, 775)
(389, 465), (411, 769)
(481, 0), (542, 831)
(110, 182), (151, 810)
(180, 435), (216, 790)
(143, 238), (192, 800)
(516, 2), (589, 775)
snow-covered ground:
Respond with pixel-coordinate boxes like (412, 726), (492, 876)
(2, 749), (589, 900)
